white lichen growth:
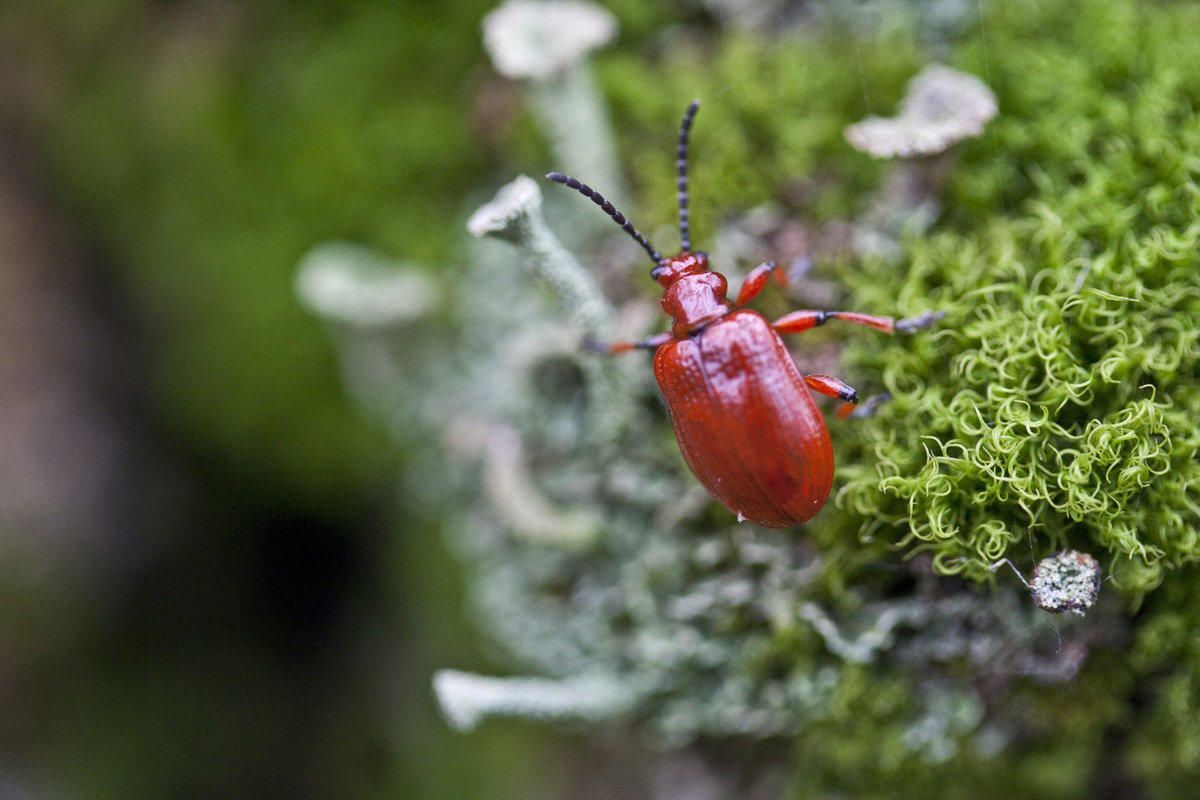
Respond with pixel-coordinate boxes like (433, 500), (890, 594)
(433, 669), (635, 731)
(445, 419), (600, 549)
(468, 175), (634, 445)
(845, 63), (997, 158)
(483, 0), (616, 79)
(295, 242), (436, 327)
(797, 601), (927, 664)
(1030, 550), (1102, 615)
(482, 0), (627, 209)
(846, 64), (997, 259)
(901, 689), (986, 764)
(467, 175), (612, 336)
(295, 242), (443, 436)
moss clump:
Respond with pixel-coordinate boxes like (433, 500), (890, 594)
(836, 0), (1200, 600)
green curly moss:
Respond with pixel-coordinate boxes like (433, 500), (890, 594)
(834, 0), (1200, 599)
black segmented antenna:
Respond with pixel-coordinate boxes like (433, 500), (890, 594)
(676, 99), (700, 252)
(546, 172), (663, 265)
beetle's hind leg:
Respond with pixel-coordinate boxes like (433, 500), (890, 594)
(801, 379), (888, 422)
(804, 374), (860, 418)
(582, 331), (672, 355)
(803, 375), (892, 419)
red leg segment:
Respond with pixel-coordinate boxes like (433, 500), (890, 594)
(804, 374), (862, 419)
(772, 308), (945, 336)
(774, 310), (897, 335)
(584, 332), (672, 355)
(740, 256), (808, 303)
(734, 261), (777, 307)
(805, 374), (859, 402)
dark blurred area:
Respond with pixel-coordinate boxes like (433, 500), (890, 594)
(0, 2), (551, 797)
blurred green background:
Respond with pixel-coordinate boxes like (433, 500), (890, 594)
(0, 1), (582, 797)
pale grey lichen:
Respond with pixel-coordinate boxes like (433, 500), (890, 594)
(1030, 550), (1102, 616)
(482, 0), (616, 80)
(467, 175), (614, 338)
(445, 419), (602, 549)
(847, 65), (997, 260)
(797, 601), (927, 664)
(467, 175), (636, 448)
(844, 63), (997, 159)
(901, 688), (986, 765)
(482, 0), (627, 212)
(295, 242), (443, 440)
(295, 242), (436, 327)
(433, 670), (637, 731)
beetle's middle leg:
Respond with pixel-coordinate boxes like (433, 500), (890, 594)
(736, 259), (943, 336)
(772, 308), (943, 336)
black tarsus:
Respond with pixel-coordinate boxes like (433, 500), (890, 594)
(846, 393), (892, 419)
(677, 99), (700, 252)
(545, 172), (663, 265)
(895, 310), (947, 334)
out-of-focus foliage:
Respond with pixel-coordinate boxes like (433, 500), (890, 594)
(601, 22), (926, 232)
(26, 0), (514, 508)
(2, 2), (557, 799)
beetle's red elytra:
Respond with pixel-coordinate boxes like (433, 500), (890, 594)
(548, 100), (937, 528)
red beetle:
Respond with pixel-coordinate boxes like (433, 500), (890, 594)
(548, 100), (936, 528)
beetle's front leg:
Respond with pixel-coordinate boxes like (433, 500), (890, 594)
(734, 256), (814, 307)
(733, 261), (778, 307)
(583, 332), (672, 355)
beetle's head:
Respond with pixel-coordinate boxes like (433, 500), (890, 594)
(651, 251), (709, 288)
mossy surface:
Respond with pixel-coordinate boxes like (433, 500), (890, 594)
(835, 0), (1200, 599)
